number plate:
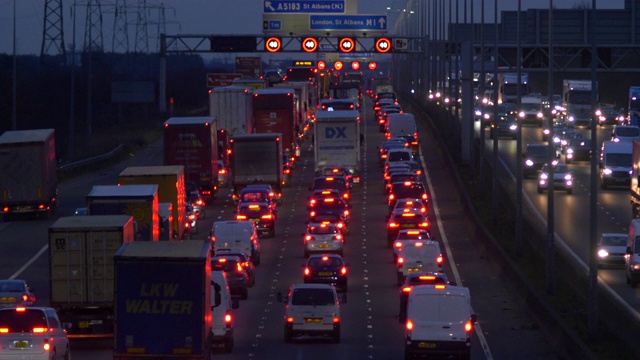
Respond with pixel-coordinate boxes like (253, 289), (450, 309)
(0, 297), (17, 303)
(407, 268), (420, 273)
(418, 342), (436, 348)
(78, 321), (90, 329)
(317, 245), (331, 249)
(318, 272), (333, 276)
(251, 218), (260, 223)
(14, 340), (28, 349)
(305, 318), (322, 323)
(402, 224), (416, 228)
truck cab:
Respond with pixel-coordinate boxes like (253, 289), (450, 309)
(599, 140), (632, 189)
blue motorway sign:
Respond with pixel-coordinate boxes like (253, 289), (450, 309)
(310, 15), (387, 31)
(269, 20), (282, 30)
(263, 0), (345, 13)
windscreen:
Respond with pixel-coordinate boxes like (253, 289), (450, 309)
(388, 151), (412, 162)
(605, 153), (632, 167)
(616, 127), (640, 137)
(0, 309), (47, 332)
(291, 288), (335, 306)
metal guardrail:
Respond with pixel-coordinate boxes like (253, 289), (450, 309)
(58, 144), (125, 173)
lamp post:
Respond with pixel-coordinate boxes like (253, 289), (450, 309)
(12, 0), (17, 130)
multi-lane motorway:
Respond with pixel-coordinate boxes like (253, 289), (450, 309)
(0, 97), (585, 359)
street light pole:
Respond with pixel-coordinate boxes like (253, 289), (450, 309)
(12, 0), (17, 130)
(588, 0), (599, 340)
(546, 0), (556, 295)
(515, 0), (523, 257)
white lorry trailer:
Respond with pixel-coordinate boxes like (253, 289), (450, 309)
(314, 110), (361, 184)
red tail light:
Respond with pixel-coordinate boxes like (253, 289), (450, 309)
(304, 267), (311, 276)
(236, 264), (243, 272)
(406, 319), (413, 330)
(236, 215), (247, 220)
(218, 169), (227, 174)
(421, 194), (428, 201)
(340, 267), (347, 275)
(395, 241), (403, 248)
(389, 194), (395, 201)
(225, 312), (232, 327)
(261, 214), (273, 220)
(397, 256), (404, 264)
(43, 342), (51, 351)
(333, 317), (340, 323)
(22, 294), (29, 302)
(465, 320), (473, 332)
(0, 328), (8, 333)
(437, 255), (444, 266)
(32, 327), (47, 333)
(402, 286), (412, 293)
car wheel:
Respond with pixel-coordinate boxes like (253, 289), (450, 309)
(537, 187), (543, 194)
(241, 288), (248, 300)
(224, 337), (234, 353)
(332, 328), (341, 343)
(284, 327), (293, 343)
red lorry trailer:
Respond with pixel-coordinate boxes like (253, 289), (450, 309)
(252, 88), (298, 159)
(163, 117), (219, 203)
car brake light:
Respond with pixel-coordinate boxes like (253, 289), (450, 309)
(22, 294), (29, 302)
(310, 211), (316, 217)
(225, 312), (232, 325)
(394, 241), (402, 248)
(261, 214), (273, 220)
(305, 235), (313, 241)
(343, 193), (349, 200)
(419, 275), (436, 280)
(398, 256), (404, 264)
(389, 222), (399, 228)
(435, 284), (446, 290)
(389, 194), (395, 201)
(236, 264), (243, 272)
(0, 328), (8, 333)
(344, 210), (349, 216)
(236, 215), (247, 220)
(465, 320), (473, 332)
(406, 319), (413, 330)
(422, 194), (428, 200)
(304, 267), (311, 276)
(43, 342), (51, 351)
(333, 317), (340, 323)
(32, 327), (47, 333)
(324, 198), (335, 203)
(402, 286), (412, 293)
(419, 222), (429, 228)
(340, 267), (347, 275)
(218, 169), (226, 174)
(249, 204), (260, 209)
(437, 255), (444, 265)
(286, 317), (294, 323)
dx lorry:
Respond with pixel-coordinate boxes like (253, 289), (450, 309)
(113, 240), (214, 360)
(314, 110), (362, 184)
(86, 184), (160, 241)
(49, 215), (136, 338)
(0, 129), (57, 220)
(229, 133), (283, 202)
(164, 117), (219, 203)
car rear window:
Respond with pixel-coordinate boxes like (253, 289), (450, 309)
(388, 151), (412, 162)
(392, 183), (426, 197)
(0, 309), (47, 333)
(212, 257), (240, 272)
(313, 178), (347, 190)
(291, 288), (336, 306)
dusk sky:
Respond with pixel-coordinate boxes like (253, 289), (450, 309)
(0, 0), (625, 55)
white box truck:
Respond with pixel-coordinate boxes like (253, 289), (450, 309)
(562, 79), (595, 127)
(314, 110), (361, 184)
(209, 85), (253, 136)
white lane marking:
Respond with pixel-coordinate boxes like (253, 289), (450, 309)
(10, 244), (48, 280)
(419, 148), (494, 360)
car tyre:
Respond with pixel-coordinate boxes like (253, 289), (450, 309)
(284, 328), (293, 343)
(332, 328), (341, 343)
(224, 337), (234, 353)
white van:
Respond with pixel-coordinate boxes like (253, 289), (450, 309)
(277, 283), (347, 343)
(397, 240), (443, 286)
(210, 221), (261, 265)
(211, 270), (239, 352)
(599, 140), (632, 189)
(386, 113), (419, 154)
(626, 219), (640, 288)
(404, 285), (476, 359)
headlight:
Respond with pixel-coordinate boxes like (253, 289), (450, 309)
(525, 159), (534, 166)
(540, 173), (548, 180)
(509, 124), (517, 131)
(484, 113), (491, 120)
(567, 148), (574, 154)
(543, 129), (550, 135)
(598, 249), (609, 258)
(568, 116), (575, 122)
(518, 111), (525, 118)
(553, 137), (561, 143)
(603, 168), (613, 175)
(564, 174), (572, 180)
(537, 112), (543, 118)
(475, 109), (482, 116)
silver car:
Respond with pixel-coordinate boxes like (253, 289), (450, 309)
(303, 222), (344, 258)
(597, 233), (627, 268)
(0, 306), (71, 360)
(0, 280), (36, 308)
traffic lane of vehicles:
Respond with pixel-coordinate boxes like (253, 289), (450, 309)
(480, 123), (640, 312)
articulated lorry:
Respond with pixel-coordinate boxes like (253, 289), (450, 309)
(229, 133), (283, 201)
(113, 240), (213, 360)
(314, 110), (362, 184)
(562, 79), (596, 127)
(164, 117), (219, 203)
(49, 215), (136, 338)
(252, 88), (298, 158)
(498, 72), (529, 104)
(118, 166), (187, 240)
(209, 85), (253, 166)
(0, 129), (57, 220)
(86, 184), (160, 241)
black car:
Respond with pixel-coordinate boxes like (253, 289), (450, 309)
(565, 138), (592, 163)
(490, 113), (518, 140)
(523, 144), (555, 179)
(303, 254), (349, 292)
(398, 272), (452, 323)
(387, 181), (429, 212)
(308, 197), (351, 233)
(386, 208), (430, 248)
(236, 202), (276, 238)
(309, 176), (350, 202)
(211, 255), (250, 300)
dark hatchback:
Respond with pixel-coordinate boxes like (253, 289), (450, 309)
(303, 254), (349, 293)
(565, 138), (592, 163)
(523, 144), (555, 178)
(386, 208), (430, 248)
(388, 181), (429, 212)
(236, 202), (276, 238)
(211, 255), (250, 300)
